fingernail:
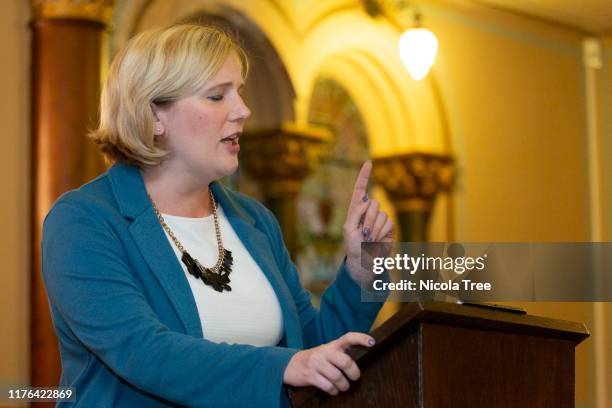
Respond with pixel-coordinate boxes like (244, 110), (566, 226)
(362, 227), (370, 237)
(366, 236), (373, 242)
(368, 338), (376, 346)
(362, 194), (368, 202)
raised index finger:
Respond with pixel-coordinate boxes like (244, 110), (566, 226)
(350, 160), (372, 207)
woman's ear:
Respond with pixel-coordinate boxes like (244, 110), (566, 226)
(150, 103), (165, 136)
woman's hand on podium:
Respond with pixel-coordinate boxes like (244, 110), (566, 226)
(283, 332), (375, 395)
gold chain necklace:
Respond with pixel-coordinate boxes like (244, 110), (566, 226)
(149, 189), (233, 292)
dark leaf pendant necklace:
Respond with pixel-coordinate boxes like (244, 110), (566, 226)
(181, 249), (233, 292)
(150, 189), (233, 292)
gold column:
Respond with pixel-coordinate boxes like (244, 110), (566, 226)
(373, 153), (454, 241)
(240, 123), (330, 257)
(30, 0), (114, 391)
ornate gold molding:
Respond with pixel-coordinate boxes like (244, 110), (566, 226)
(240, 122), (331, 196)
(373, 152), (454, 212)
(31, 0), (115, 24)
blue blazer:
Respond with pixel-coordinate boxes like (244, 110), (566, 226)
(42, 163), (383, 407)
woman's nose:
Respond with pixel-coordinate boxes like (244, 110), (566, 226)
(231, 96), (251, 122)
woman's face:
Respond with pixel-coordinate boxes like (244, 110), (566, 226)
(155, 52), (251, 182)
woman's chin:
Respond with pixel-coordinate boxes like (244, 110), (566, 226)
(216, 158), (239, 179)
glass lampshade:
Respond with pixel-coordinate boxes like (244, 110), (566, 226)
(398, 28), (439, 80)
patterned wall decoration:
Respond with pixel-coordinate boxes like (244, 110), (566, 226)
(297, 76), (371, 299)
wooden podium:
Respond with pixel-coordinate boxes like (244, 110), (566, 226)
(289, 302), (589, 408)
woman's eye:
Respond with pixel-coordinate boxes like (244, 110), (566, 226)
(207, 95), (223, 101)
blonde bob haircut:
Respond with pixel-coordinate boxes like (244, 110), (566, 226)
(89, 24), (249, 167)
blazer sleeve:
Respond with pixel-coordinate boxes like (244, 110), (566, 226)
(42, 201), (298, 408)
(260, 207), (387, 349)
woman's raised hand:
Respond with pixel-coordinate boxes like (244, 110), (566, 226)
(283, 332), (375, 395)
(343, 160), (395, 287)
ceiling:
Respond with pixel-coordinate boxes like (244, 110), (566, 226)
(470, 0), (612, 34)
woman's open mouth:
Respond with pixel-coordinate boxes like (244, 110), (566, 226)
(220, 133), (240, 145)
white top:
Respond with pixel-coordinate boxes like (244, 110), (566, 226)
(161, 206), (284, 347)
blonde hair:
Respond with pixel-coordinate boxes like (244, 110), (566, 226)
(89, 24), (248, 167)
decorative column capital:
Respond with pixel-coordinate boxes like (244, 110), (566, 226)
(240, 122), (331, 196)
(372, 152), (455, 211)
(32, 0), (115, 24)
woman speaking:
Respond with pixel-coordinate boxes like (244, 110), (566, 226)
(42, 24), (394, 407)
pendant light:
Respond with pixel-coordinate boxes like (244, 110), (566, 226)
(398, 12), (438, 80)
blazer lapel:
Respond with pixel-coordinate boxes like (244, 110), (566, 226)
(211, 182), (303, 349)
(107, 164), (203, 338)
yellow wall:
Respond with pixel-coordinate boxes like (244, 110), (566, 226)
(602, 35), (612, 243)
(595, 34), (612, 408)
(0, 0), (31, 395)
(420, 3), (608, 406)
(422, 1), (589, 242)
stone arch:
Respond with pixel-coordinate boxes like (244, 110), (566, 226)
(296, 10), (451, 155)
(111, 0), (296, 129)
